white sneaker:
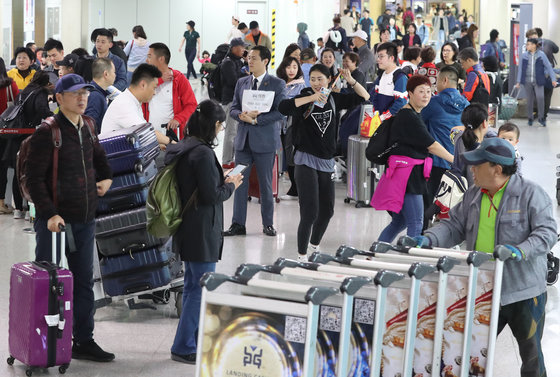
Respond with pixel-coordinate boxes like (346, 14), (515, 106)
(13, 210), (25, 219)
(307, 244), (319, 254)
(280, 194), (298, 201)
(24, 211), (30, 221)
(297, 254), (308, 262)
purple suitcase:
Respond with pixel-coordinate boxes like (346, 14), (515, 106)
(99, 123), (160, 175)
(8, 229), (73, 375)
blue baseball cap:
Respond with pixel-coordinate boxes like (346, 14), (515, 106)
(54, 73), (94, 94)
(462, 137), (516, 166)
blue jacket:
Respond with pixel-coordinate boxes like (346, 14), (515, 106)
(99, 51), (128, 91)
(482, 41), (505, 63)
(84, 80), (109, 134)
(517, 49), (556, 86)
(421, 88), (469, 169)
(231, 73), (286, 153)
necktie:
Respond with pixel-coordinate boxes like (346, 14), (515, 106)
(252, 78), (258, 90)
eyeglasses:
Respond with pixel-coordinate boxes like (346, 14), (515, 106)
(217, 121), (226, 130)
(63, 90), (90, 98)
(377, 54), (388, 60)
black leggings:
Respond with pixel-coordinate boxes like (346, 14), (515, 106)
(294, 164), (335, 255)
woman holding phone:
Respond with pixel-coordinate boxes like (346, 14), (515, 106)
(279, 64), (370, 261)
(166, 99), (243, 364)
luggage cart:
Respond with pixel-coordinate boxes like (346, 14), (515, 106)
(195, 272), (338, 377)
(235, 262), (375, 377)
(310, 248), (436, 377)
(384, 236), (511, 377)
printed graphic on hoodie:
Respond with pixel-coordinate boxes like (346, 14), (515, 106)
(310, 110), (333, 137)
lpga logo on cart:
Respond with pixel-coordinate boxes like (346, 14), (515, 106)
(243, 346), (263, 368)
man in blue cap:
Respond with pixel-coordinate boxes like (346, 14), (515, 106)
(25, 74), (115, 362)
(417, 137), (556, 377)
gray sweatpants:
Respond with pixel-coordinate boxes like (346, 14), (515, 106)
(221, 102), (238, 164)
(524, 82), (545, 121)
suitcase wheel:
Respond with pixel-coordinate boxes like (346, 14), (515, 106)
(7, 356), (14, 365)
(247, 196), (252, 202)
(59, 364), (69, 374)
(344, 198), (351, 204)
(26, 368), (33, 376)
(275, 197), (280, 203)
(355, 201), (369, 208)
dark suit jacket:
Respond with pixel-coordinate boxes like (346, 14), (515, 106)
(231, 73), (285, 154)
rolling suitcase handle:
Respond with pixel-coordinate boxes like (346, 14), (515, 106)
(52, 224), (68, 269)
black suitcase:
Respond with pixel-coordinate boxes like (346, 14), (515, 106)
(99, 123), (160, 175)
(100, 247), (172, 297)
(95, 207), (167, 256)
(96, 187), (149, 215)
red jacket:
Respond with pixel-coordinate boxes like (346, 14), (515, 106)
(0, 81), (19, 113)
(142, 68), (198, 139)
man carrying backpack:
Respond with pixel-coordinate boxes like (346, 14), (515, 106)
(219, 38), (248, 168)
(370, 42), (408, 121)
(458, 47), (491, 106)
(23, 74), (115, 362)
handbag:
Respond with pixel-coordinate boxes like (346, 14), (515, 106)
(6, 86), (14, 108)
(0, 90), (36, 139)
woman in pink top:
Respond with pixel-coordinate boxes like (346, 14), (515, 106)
(373, 75), (453, 242)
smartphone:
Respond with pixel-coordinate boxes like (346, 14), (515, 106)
(226, 163), (248, 177)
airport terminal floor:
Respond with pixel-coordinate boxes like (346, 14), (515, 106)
(0, 80), (559, 376)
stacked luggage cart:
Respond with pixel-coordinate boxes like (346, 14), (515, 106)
(194, 239), (512, 377)
(94, 123), (183, 312)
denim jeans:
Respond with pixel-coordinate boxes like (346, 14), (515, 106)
(171, 261), (216, 355)
(378, 193), (424, 243)
(498, 292), (547, 377)
(34, 218), (95, 343)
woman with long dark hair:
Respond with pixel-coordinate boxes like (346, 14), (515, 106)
(0, 57), (20, 214)
(283, 43), (301, 63)
(458, 24), (478, 51)
(451, 103), (491, 186)
(179, 21), (201, 79)
(7, 71), (53, 219)
(167, 99), (242, 364)
(124, 25), (150, 84)
(277, 56), (306, 201)
(279, 64), (370, 261)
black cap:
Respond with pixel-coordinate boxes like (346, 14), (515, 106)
(249, 21), (259, 29)
(186, 20), (195, 28)
(56, 53), (79, 68)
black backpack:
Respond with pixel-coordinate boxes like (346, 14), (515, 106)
(365, 116), (397, 165)
(207, 44), (231, 101)
(470, 70), (490, 106)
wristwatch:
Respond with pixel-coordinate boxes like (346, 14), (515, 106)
(252, 118), (256, 125)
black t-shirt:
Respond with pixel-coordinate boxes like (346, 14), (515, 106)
(390, 108), (435, 194)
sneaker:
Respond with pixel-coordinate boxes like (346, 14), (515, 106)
(307, 244), (319, 254)
(72, 340), (115, 362)
(24, 211), (30, 221)
(538, 119), (547, 127)
(297, 254), (308, 262)
(528, 119), (533, 126)
(280, 194), (298, 201)
(171, 352), (196, 364)
(0, 204), (12, 214)
(13, 210), (25, 219)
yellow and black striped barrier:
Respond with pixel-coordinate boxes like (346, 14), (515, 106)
(271, 9), (276, 69)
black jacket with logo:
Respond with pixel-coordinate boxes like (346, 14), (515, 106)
(279, 87), (364, 159)
(220, 52), (247, 104)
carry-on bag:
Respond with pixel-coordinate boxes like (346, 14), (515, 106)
(8, 226), (73, 376)
(96, 187), (149, 215)
(248, 154), (280, 203)
(99, 247), (173, 297)
(95, 207), (167, 256)
(99, 123), (160, 175)
(346, 134), (376, 207)
(105, 160), (158, 196)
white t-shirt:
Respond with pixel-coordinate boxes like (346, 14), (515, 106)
(100, 89), (145, 134)
(148, 80), (174, 129)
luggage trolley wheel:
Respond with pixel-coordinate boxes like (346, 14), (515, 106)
(152, 289), (171, 304)
(7, 356), (14, 365)
(175, 291), (183, 317)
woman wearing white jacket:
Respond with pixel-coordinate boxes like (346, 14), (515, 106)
(123, 25), (150, 84)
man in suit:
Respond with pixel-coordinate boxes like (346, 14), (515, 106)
(223, 46), (285, 237)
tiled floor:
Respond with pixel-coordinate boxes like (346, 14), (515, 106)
(0, 81), (558, 376)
